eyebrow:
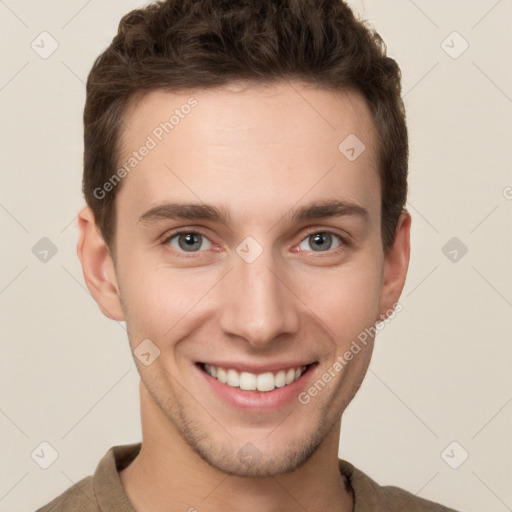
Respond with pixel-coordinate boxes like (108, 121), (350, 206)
(137, 199), (369, 226)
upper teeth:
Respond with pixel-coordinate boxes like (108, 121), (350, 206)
(204, 364), (307, 392)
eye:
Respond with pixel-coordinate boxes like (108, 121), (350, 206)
(163, 231), (213, 253)
(298, 231), (344, 252)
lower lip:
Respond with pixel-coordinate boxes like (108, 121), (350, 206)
(196, 363), (318, 412)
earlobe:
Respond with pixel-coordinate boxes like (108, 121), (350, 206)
(76, 206), (125, 321)
(378, 209), (411, 321)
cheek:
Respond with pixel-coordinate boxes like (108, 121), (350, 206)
(119, 260), (221, 342)
(291, 261), (382, 342)
(117, 240), (383, 350)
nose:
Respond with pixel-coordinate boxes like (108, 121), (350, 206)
(217, 246), (300, 348)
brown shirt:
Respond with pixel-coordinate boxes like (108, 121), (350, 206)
(36, 443), (460, 511)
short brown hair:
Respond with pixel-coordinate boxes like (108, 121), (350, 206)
(83, 0), (408, 255)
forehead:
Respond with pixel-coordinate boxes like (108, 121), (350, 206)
(116, 81), (380, 227)
(121, 81), (377, 151)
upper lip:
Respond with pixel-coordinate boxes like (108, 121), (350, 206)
(198, 360), (317, 374)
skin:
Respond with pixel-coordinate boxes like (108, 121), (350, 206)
(77, 81), (411, 512)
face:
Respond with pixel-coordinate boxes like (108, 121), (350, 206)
(80, 81), (410, 477)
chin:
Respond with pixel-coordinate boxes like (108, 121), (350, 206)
(193, 433), (324, 477)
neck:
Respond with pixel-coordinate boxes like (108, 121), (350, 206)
(119, 382), (353, 512)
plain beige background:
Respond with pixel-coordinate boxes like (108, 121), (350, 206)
(0, 1), (511, 511)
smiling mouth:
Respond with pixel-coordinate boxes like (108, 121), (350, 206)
(197, 362), (318, 393)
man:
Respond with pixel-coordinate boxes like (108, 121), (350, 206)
(37, 0), (460, 510)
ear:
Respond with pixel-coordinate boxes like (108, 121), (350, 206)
(378, 209), (411, 320)
(76, 206), (124, 321)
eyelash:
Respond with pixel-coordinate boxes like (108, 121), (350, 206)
(160, 228), (350, 258)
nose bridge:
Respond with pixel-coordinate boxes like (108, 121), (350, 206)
(218, 243), (299, 346)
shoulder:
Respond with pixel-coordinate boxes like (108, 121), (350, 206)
(35, 475), (98, 512)
(35, 443), (140, 512)
(339, 459), (461, 512)
(376, 483), (459, 512)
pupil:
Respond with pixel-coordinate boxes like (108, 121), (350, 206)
(311, 233), (331, 251)
(179, 233), (201, 251)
